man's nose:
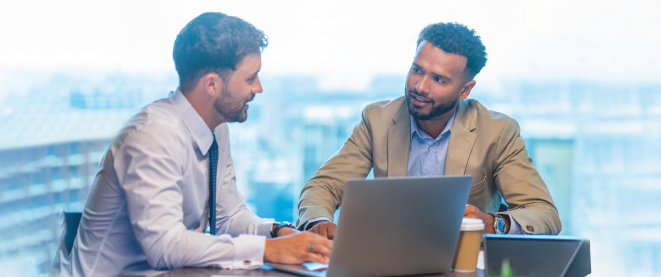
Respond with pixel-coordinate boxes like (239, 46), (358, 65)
(253, 75), (263, 94)
(415, 75), (431, 95)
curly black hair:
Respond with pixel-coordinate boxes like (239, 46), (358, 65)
(417, 22), (487, 79)
(173, 12), (268, 92)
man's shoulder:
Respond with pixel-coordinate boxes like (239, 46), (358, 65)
(362, 96), (406, 121)
(114, 99), (185, 146)
(466, 99), (511, 120)
(463, 99), (519, 133)
(136, 97), (182, 124)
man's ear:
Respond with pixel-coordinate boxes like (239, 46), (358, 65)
(201, 73), (222, 96)
(459, 80), (476, 100)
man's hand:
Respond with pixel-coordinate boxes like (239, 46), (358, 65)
(264, 232), (333, 264)
(309, 221), (336, 240)
(464, 204), (494, 233)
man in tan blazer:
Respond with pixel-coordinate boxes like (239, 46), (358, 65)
(297, 22), (561, 237)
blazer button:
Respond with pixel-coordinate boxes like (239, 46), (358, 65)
(526, 225), (535, 233)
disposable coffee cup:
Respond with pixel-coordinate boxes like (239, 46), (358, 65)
(452, 218), (485, 272)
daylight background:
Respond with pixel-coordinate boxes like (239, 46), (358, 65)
(0, 0), (660, 276)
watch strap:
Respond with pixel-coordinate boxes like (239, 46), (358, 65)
(271, 221), (294, 238)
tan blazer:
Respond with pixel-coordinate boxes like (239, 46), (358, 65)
(297, 97), (562, 234)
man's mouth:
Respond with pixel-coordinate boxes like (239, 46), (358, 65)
(410, 93), (432, 106)
(244, 95), (255, 107)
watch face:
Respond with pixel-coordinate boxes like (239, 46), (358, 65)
(496, 217), (506, 234)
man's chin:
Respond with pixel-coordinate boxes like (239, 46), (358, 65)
(410, 112), (431, 121)
(225, 111), (248, 123)
(407, 104), (430, 120)
(236, 112), (248, 123)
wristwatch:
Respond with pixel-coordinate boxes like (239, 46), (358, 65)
(271, 221), (295, 238)
(493, 215), (507, 234)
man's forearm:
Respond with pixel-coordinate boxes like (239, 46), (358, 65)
(216, 205), (275, 237)
(502, 202), (561, 234)
(297, 183), (340, 228)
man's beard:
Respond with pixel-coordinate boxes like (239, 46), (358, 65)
(405, 89), (458, 121)
(213, 85), (252, 123)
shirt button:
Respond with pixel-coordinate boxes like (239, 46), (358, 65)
(429, 146), (434, 151)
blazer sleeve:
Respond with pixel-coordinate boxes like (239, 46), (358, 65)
(493, 118), (562, 234)
(297, 107), (375, 228)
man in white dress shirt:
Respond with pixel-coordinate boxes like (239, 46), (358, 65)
(55, 12), (332, 276)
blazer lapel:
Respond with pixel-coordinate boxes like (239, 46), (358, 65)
(387, 102), (411, 177)
(445, 100), (477, 176)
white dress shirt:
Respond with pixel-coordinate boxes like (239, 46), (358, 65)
(55, 90), (275, 276)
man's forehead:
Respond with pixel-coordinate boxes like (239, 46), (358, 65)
(415, 40), (429, 53)
(414, 41), (468, 76)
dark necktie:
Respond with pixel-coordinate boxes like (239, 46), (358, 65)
(208, 135), (218, 235)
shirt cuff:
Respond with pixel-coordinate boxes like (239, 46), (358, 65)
(232, 234), (265, 269)
(499, 213), (523, 234)
(303, 217), (332, 230)
(258, 222), (276, 238)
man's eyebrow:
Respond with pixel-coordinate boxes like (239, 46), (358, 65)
(431, 72), (452, 82)
(248, 70), (260, 78)
(412, 62), (452, 82)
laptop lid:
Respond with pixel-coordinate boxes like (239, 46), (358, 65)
(483, 234), (591, 277)
(324, 176), (472, 277)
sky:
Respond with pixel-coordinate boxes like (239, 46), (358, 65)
(0, 0), (659, 91)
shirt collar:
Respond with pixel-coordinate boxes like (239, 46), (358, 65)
(172, 89), (214, 155)
(410, 109), (457, 141)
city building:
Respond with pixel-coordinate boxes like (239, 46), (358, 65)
(1, 74), (660, 275)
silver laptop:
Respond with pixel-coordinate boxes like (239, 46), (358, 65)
(271, 175), (472, 277)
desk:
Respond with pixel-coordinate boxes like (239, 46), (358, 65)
(156, 264), (485, 277)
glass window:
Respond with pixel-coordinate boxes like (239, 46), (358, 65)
(0, 1), (659, 276)
(50, 168), (62, 181)
(69, 189), (80, 203)
(68, 166), (80, 179)
(46, 147), (58, 158)
(69, 143), (81, 155)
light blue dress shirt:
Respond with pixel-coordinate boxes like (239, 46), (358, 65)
(406, 112), (522, 234)
(407, 112), (456, 177)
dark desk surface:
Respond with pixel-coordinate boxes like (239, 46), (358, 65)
(156, 264), (485, 277)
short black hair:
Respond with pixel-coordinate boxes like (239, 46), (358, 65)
(173, 12), (268, 92)
(416, 22), (487, 79)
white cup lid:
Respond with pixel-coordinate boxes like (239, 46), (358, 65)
(461, 218), (485, 231)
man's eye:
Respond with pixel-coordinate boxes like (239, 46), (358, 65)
(411, 67), (420, 73)
(435, 77), (444, 83)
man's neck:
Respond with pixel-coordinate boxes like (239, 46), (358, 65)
(182, 89), (227, 130)
(415, 108), (456, 139)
